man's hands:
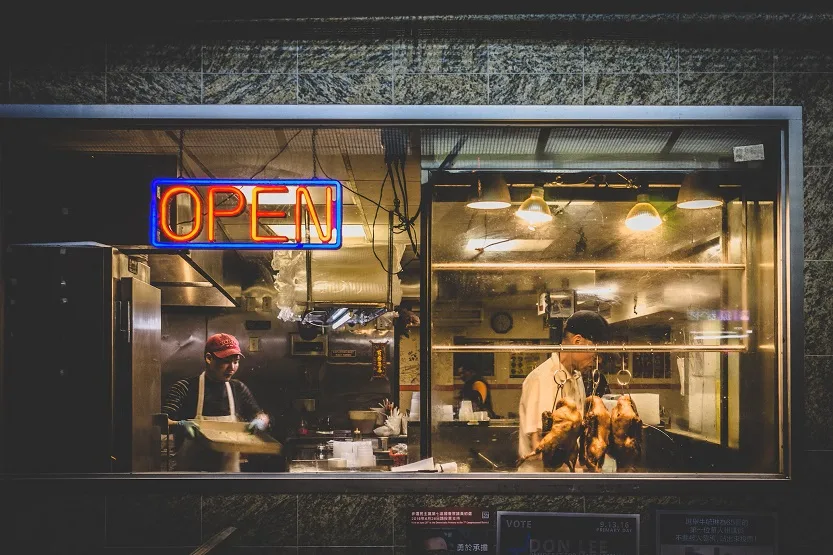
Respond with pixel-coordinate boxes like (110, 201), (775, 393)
(247, 414), (269, 434)
(177, 420), (201, 439)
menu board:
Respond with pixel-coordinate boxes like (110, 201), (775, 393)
(656, 509), (777, 554)
(408, 508), (492, 555)
(497, 511), (639, 555)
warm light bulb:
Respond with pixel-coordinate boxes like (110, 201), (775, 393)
(516, 187), (553, 224)
(625, 194), (662, 231)
(677, 199), (722, 209)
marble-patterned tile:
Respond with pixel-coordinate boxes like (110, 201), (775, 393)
(803, 356), (833, 450)
(299, 74), (390, 104)
(202, 494), (297, 546)
(9, 73), (105, 103)
(803, 166), (833, 261)
(204, 73), (296, 104)
(203, 40), (297, 74)
(774, 73), (833, 167)
(584, 14), (679, 25)
(583, 73), (677, 106)
(680, 46), (772, 73)
(106, 493), (200, 547)
(4, 494), (105, 554)
(107, 72), (201, 104)
(298, 494), (392, 546)
(11, 41), (105, 75)
(394, 40), (487, 74)
(804, 261), (833, 356)
(392, 494), (583, 546)
(489, 73), (583, 105)
(584, 40), (677, 74)
(393, 74), (486, 105)
(298, 549), (392, 555)
(299, 40), (392, 74)
(775, 47), (833, 72)
(488, 40), (583, 74)
(107, 41), (201, 72)
(801, 114), (833, 170)
(679, 72), (772, 106)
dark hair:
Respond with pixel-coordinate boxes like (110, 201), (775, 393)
(563, 310), (610, 343)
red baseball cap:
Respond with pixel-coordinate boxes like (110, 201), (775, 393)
(205, 333), (244, 359)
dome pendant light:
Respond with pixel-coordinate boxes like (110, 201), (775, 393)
(677, 171), (723, 209)
(516, 186), (553, 225)
(466, 174), (511, 210)
(625, 193), (662, 231)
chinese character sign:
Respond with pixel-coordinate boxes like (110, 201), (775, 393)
(409, 508), (492, 555)
(372, 341), (388, 380)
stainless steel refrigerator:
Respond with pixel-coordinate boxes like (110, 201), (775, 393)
(3, 243), (162, 473)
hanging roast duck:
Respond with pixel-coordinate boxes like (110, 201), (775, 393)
(517, 397), (583, 472)
(608, 394), (643, 472)
(579, 395), (612, 472)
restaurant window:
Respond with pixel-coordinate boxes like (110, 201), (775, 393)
(0, 109), (797, 477)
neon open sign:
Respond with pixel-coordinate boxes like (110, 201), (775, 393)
(150, 178), (343, 249)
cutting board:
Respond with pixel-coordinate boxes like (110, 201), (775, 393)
(193, 420), (283, 455)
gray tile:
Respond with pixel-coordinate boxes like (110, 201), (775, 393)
(202, 494), (297, 546)
(9, 73), (105, 103)
(105, 493), (200, 546)
(804, 261), (833, 355)
(775, 73), (833, 166)
(392, 494), (582, 546)
(298, 494), (392, 546)
(489, 73), (583, 105)
(5, 494), (105, 554)
(204, 74), (296, 104)
(680, 46), (772, 73)
(394, 40), (487, 74)
(203, 40), (297, 74)
(584, 14), (679, 25)
(299, 549), (392, 555)
(227, 549), (298, 555)
(11, 41), (105, 75)
(803, 449), (833, 480)
(107, 41), (201, 72)
(679, 72), (772, 106)
(803, 357), (833, 450)
(393, 74), (486, 105)
(0, 80), (9, 103)
(299, 74), (390, 104)
(299, 40), (392, 73)
(488, 40), (583, 74)
(584, 40), (677, 74)
(804, 166), (833, 261)
(775, 48), (833, 72)
(107, 73), (201, 104)
(583, 73), (677, 106)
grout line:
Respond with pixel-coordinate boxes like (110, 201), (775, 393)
(296, 41), (300, 104)
(104, 41), (108, 103)
(200, 41), (204, 104)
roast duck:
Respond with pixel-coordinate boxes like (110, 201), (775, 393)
(608, 394), (643, 472)
(579, 395), (612, 472)
(518, 397), (583, 471)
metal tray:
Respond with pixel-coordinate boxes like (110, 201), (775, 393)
(194, 420), (283, 455)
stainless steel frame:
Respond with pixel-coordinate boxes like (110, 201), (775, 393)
(0, 104), (803, 491)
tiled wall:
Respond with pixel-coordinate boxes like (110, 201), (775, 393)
(2, 12), (832, 554)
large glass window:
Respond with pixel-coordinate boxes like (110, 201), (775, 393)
(0, 114), (793, 476)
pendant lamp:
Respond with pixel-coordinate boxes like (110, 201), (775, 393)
(466, 174), (511, 210)
(516, 187), (553, 225)
(625, 193), (662, 231)
(677, 171), (723, 209)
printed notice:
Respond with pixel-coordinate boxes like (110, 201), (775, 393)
(497, 511), (639, 555)
(408, 508), (492, 555)
(656, 509), (777, 554)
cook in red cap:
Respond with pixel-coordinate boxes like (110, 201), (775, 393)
(205, 333), (244, 359)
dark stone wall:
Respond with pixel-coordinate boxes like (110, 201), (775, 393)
(1, 12), (831, 554)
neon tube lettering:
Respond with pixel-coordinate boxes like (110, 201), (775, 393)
(207, 187), (246, 242)
(159, 186), (202, 242)
(251, 185), (289, 243)
(295, 186), (334, 243)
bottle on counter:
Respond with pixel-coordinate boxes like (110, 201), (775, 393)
(352, 427), (362, 441)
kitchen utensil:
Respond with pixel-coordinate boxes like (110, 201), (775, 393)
(195, 420), (282, 455)
(348, 410), (378, 434)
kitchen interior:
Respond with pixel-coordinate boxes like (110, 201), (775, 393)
(0, 122), (782, 474)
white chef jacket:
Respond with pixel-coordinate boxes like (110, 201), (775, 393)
(517, 354), (586, 461)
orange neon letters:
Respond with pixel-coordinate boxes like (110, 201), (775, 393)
(207, 187), (246, 242)
(295, 186), (334, 243)
(251, 186), (289, 243)
(158, 186), (202, 242)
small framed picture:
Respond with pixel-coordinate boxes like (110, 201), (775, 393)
(547, 290), (575, 318)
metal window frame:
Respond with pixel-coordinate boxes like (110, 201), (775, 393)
(0, 104), (802, 494)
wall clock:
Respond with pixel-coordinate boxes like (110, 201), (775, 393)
(490, 311), (513, 334)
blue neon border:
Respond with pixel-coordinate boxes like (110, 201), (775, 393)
(150, 178), (343, 250)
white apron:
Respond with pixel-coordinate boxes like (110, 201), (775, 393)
(175, 372), (241, 472)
